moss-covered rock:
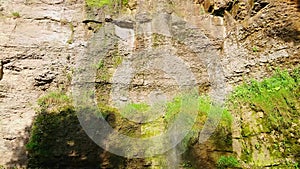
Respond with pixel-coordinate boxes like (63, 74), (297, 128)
(229, 67), (300, 168)
(26, 91), (127, 169)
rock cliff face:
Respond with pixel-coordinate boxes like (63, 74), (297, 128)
(0, 0), (86, 166)
(0, 0), (299, 168)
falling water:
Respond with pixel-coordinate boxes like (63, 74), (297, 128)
(110, 0), (227, 167)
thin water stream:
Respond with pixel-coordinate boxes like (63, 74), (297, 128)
(74, 0), (227, 168)
(112, 0), (227, 167)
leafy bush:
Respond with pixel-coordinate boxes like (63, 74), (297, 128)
(217, 156), (239, 169)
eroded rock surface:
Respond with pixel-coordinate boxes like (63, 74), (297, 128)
(0, 0), (86, 166)
(0, 0), (299, 168)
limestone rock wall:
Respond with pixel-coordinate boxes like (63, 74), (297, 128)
(0, 0), (86, 166)
(0, 0), (299, 168)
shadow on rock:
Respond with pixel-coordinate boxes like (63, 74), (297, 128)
(24, 106), (126, 169)
(5, 126), (31, 168)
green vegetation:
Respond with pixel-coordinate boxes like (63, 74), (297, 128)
(121, 102), (150, 119)
(230, 68), (299, 131)
(85, 0), (128, 8)
(164, 94), (215, 126)
(112, 54), (123, 68)
(37, 91), (71, 111)
(97, 60), (104, 69)
(97, 103), (119, 120)
(252, 46), (258, 52)
(217, 156), (239, 169)
(26, 91), (74, 167)
(290, 162), (299, 169)
(26, 90), (126, 168)
(96, 59), (111, 81)
(229, 67), (300, 163)
(96, 49), (123, 82)
(95, 91), (233, 153)
(11, 12), (20, 18)
(86, 0), (112, 7)
(67, 23), (75, 44)
(241, 145), (253, 163)
(160, 93), (233, 150)
(152, 33), (166, 48)
(181, 161), (195, 169)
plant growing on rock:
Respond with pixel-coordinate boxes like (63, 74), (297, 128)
(85, 0), (128, 8)
(26, 91), (74, 168)
(252, 46), (258, 52)
(228, 67), (300, 165)
(11, 12), (20, 18)
(217, 156), (239, 169)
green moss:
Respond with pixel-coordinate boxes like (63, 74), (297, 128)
(95, 49), (123, 82)
(229, 67), (300, 137)
(27, 91), (75, 167)
(96, 103), (142, 137)
(112, 54), (123, 68)
(162, 93), (233, 150)
(94, 92), (233, 154)
(121, 102), (150, 118)
(11, 12), (20, 18)
(221, 109), (233, 126)
(141, 118), (164, 138)
(229, 67), (300, 165)
(181, 161), (195, 169)
(217, 156), (239, 169)
(241, 147), (253, 163)
(86, 0), (112, 7)
(152, 33), (166, 48)
(96, 60), (111, 82)
(66, 23), (75, 44)
(85, 0), (128, 8)
(164, 96), (181, 124)
(37, 91), (72, 111)
(255, 143), (261, 150)
(252, 46), (258, 52)
(241, 123), (251, 137)
(97, 60), (104, 69)
(27, 90), (128, 168)
(97, 103), (119, 119)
